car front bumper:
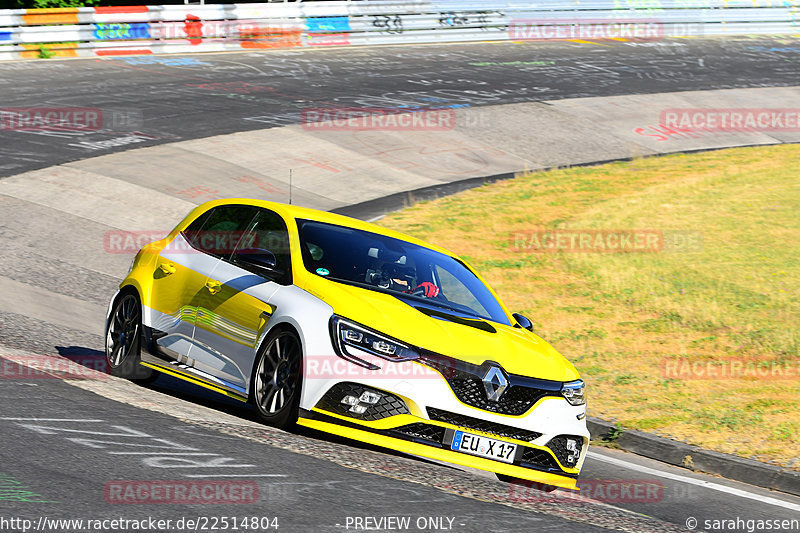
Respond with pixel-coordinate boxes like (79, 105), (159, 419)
(297, 408), (584, 490)
(299, 359), (589, 490)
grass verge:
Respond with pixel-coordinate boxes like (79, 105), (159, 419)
(376, 144), (800, 469)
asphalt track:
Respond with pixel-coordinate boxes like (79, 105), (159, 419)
(1, 37), (800, 176)
(1, 38), (800, 532)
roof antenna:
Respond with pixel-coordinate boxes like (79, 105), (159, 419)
(289, 169), (293, 205)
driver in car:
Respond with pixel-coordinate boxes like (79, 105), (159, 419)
(368, 261), (440, 297)
(389, 277), (439, 297)
(387, 264), (440, 298)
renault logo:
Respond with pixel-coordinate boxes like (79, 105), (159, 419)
(482, 366), (508, 402)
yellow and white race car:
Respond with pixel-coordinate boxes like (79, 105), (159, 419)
(105, 199), (588, 489)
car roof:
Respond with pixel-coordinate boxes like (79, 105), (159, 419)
(193, 198), (456, 257)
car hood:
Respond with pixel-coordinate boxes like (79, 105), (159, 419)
(302, 275), (579, 382)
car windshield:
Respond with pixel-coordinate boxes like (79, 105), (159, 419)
(296, 219), (511, 325)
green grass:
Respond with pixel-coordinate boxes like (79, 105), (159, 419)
(377, 145), (800, 468)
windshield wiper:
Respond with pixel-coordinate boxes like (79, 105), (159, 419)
(394, 291), (485, 318)
(322, 276), (491, 321)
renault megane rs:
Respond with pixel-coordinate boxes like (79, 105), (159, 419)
(105, 198), (588, 489)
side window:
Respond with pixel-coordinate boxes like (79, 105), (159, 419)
(182, 210), (211, 249)
(232, 209), (291, 284)
(183, 206), (258, 258)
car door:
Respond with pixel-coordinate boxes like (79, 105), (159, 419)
(189, 207), (291, 396)
(144, 207), (220, 364)
(145, 205), (258, 383)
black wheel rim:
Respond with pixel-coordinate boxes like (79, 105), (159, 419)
(255, 332), (301, 415)
(106, 294), (139, 368)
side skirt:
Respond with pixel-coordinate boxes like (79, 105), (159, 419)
(139, 324), (249, 403)
(139, 361), (249, 403)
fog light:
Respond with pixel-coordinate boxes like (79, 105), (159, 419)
(341, 395), (359, 406)
(566, 439), (579, 464)
(349, 404), (368, 414)
(359, 391), (381, 404)
(318, 382), (410, 421)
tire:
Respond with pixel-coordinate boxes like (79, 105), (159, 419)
(105, 290), (155, 382)
(250, 328), (303, 430)
(496, 474), (557, 493)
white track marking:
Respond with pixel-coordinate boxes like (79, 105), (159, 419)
(588, 451), (800, 512)
(108, 452), (220, 456)
(0, 417), (104, 422)
(182, 474), (288, 478)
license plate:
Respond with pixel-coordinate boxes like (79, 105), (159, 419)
(450, 430), (516, 463)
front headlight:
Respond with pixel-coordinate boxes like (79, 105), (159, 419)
(330, 316), (420, 369)
(561, 379), (586, 406)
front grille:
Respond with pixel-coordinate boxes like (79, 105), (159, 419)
(546, 435), (584, 468)
(393, 423), (446, 444)
(427, 408), (542, 442)
(315, 382), (409, 421)
(521, 447), (560, 471)
(422, 356), (555, 416)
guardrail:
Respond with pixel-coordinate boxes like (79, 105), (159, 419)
(0, 1), (798, 61)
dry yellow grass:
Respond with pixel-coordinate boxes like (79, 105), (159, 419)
(377, 145), (800, 469)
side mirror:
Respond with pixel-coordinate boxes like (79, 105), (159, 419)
(233, 248), (283, 277)
(512, 313), (533, 332)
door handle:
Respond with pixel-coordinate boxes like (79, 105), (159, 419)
(158, 262), (176, 275)
(205, 279), (222, 294)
